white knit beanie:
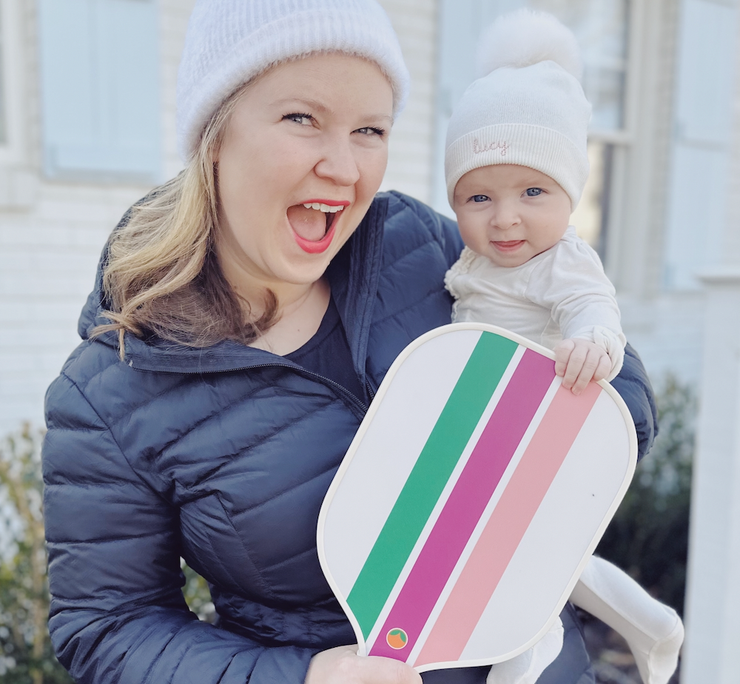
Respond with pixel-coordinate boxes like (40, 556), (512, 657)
(445, 10), (591, 209)
(176, 0), (410, 161)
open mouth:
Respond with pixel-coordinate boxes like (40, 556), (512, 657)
(287, 201), (348, 254)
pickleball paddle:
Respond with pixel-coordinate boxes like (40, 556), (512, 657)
(317, 323), (637, 672)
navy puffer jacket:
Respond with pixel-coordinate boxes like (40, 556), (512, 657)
(43, 191), (656, 684)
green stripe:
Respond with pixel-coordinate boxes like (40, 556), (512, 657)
(347, 332), (518, 638)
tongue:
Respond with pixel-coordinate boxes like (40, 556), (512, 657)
(287, 205), (327, 242)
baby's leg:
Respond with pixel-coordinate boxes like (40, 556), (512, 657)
(486, 617), (563, 684)
(570, 556), (684, 684)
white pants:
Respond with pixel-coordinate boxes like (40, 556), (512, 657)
(486, 556), (684, 684)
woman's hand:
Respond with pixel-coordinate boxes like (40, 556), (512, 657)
(554, 338), (611, 395)
(306, 645), (423, 684)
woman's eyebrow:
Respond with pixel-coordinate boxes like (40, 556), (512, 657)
(272, 97), (329, 112)
(370, 113), (394, 125)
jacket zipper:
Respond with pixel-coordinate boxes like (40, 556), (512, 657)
(132, 358), (371, 417)
(297, 367), (370, 416)
(240, 364), (372, 419)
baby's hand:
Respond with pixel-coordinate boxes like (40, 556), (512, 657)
(553, 339), (611, 395)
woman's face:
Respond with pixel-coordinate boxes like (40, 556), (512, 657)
(214, 53), (394, 300)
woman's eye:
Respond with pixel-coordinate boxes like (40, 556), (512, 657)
(283, 113), (314, 125)
(525, 187), (543, 197)
(355, 126), (386, 137)
(470, 195), (490, 203)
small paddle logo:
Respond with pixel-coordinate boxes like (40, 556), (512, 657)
(386, 628), (408, 650)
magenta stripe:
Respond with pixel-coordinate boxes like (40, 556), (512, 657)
(415, 381), (602, 665)
(368, 350), (555, 659)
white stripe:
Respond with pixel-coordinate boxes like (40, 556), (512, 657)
(366, 345), (529, 656)
(321, 330), (483, 601)
(460, 390), (633, 662)
(406, 374), (562, 666)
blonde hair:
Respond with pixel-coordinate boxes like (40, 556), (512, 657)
(93, 85), (277, 357)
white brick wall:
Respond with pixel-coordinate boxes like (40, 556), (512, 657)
(0, 183), (149, 433)
(618, 292), (706, 386)
(379, 0), (438, 203)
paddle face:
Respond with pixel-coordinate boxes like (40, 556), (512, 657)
(317, 324), (637, 672)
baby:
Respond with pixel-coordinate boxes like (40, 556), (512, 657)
(443, 10), (684, 684)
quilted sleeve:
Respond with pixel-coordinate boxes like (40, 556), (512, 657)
(609, 344), (658, 461)
(435, 210), (465, 269)
(389, 191), (464, 268)
(43, 374), (316, 684)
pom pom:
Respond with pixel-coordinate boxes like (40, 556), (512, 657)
(476, 9), (583, 81)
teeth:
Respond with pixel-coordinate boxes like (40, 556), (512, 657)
(303, 202), (345, 213)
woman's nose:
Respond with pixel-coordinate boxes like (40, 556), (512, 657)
(314, 137), (361, 186)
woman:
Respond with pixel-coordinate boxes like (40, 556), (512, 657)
(42, 1), (657, 683)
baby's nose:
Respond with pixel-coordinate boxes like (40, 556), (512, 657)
(491, 202), (520, 229)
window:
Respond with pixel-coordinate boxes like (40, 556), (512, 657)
(38, 0), (161, 182)
(662, 0), (739, 290)
(433, 0), (632, 261)
(0, 6), (6, 146)
(0, 0), (25, 166)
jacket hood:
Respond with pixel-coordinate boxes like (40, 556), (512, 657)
(77, 194), (390, 375)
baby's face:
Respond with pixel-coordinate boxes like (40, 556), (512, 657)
(452, 165), (572, 268)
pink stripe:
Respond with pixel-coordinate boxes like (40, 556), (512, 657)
(368, 350), (554, 660)
(415, 381), (602, 666)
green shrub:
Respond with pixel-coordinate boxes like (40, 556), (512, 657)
(0, 424), (72, 684)
(181, 561), (215, 623)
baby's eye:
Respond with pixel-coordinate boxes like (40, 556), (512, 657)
(525, 187), (543, 197)
(283, 112), (314, 126)
(470, 195), (490, 203)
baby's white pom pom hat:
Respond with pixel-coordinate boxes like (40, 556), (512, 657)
(445, 10), (591, 210)
(176, 0), (410, 162)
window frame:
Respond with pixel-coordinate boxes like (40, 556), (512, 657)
(584, 0), (647, 280)
(0, 0), (28, 167)
(431, 0), (645, 277)
(598, 0), (647, 288)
